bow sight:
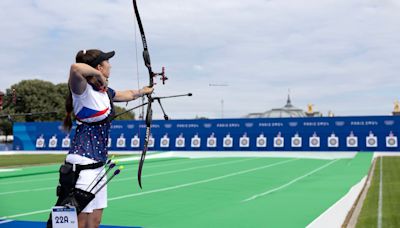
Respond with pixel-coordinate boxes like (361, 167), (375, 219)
(153, 66), (168, 85)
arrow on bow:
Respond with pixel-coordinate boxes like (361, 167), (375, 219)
(132, 0), (167, 188)
(112, 93), (193, 120)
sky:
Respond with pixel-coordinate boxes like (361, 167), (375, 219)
(0, 0), (399, 119)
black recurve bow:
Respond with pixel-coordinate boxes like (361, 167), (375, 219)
(132, 0), (167, 188)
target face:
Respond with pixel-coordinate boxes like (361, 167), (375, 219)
(148, 139), (154, 147)
(208, 138), (216, 146)
(224, 138), (232, 146)
(36, 139), (44, 148)
(117, 139), (125, 147)
(367, 138), (376, 146)
(176, 139), (184, 147)
(192, 139), (200, 146)
(62, 139), (70, 147)
(310, 138), (319, 146)
(49, 139), (57, 147)
(161, 139), (169, 146)
(257, 138), (266, 147)
(131, 138), (140, 147)
(275, 138), (283, 146)
(292, 138), (301, 146)
(240, 138), (249, 146)
(387, 137), (397, 147)
(329, 138), (338, 146)
(347, 138), (357, 147)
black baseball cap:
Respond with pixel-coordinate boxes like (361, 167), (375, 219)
(88, 50), (115, 68)
(76, 49), (115, 68)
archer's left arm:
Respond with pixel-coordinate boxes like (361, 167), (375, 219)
(113, 87), (153, 102)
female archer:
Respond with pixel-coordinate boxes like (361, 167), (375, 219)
(48, 49), (152, 228)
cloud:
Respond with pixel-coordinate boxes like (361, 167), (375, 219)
(0, 0), (399, 119)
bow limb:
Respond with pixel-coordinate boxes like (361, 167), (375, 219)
(132, 0), (154, 189)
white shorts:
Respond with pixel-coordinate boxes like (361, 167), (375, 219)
(66, 154), (108, 213)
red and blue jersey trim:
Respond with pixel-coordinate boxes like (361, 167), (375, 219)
(76, 107), (110, 120)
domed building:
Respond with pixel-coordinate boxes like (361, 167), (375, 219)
(245, 95), (321, 118)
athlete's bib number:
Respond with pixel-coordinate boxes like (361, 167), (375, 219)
(52, 206), (78, 228)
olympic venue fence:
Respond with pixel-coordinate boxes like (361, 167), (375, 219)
(12, 115), (400, 152)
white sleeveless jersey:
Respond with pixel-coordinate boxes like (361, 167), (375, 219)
(72, 85), (112, 123)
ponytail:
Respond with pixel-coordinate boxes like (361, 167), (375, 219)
(62, 90), (73, 132)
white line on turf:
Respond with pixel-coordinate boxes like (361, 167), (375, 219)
(0, 209), (50, 219)
(114, 157), (258, 182)
(0, 169), (21, 172)
(0, 158), (254, 195)
(0, 177), (57, 186)
(108, 158), (298, 201)
(242, 159), (339, 202)
(378, 157), (383, 228)
(0, 186), (55, 196)
(1, 158), (297, 219)
(0, 157), (206, 186)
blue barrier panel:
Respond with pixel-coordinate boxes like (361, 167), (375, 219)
(12, 116), (400, 151)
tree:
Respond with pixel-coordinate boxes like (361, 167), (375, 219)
(0, 79), (136, 135)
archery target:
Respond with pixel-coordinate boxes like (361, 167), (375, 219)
(62, 138), (70, 148)
(328, 136), (339, 147)
(346, 136), (358, 148)
(309, 137), (320, 148)
(191, 136), (201, 148)
(207, 137), (217, 148)
(223, 136), (233, 148)
(366, 136), (377, 147)
(176, 137), (185, 148)
(291, 136), (302, 148)
(160, 137), (170, 148)
(386, 136), (397, 148)
(131, 136), (140, 148)
(36, 137), (45, 148)
(256, 135), (267, 148)
(240, 136), (250, 148)
(274, 137), (284, 148)
(148, 137), (155, 148)
(117, 137), (126, 148)
(49, 137), (57, 148)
